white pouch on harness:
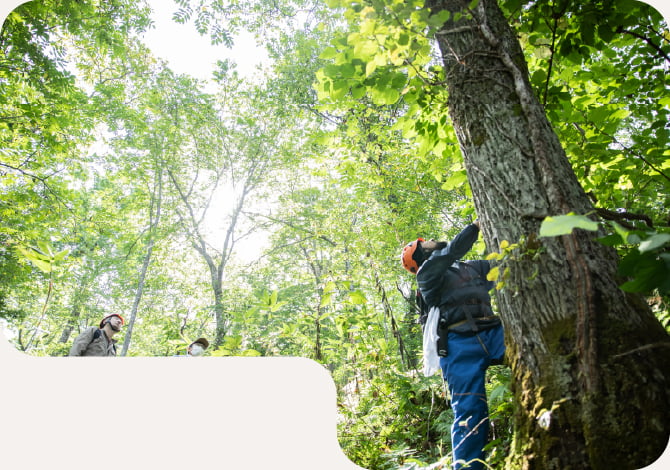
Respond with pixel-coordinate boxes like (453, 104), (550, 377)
(422, 306), (441, 377)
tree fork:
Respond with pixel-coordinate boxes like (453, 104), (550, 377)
(426, 0), (670, 468)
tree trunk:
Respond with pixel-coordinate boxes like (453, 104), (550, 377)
(120, 237), (156, 356)
(121, 166), (163, 356)
(188, 238), (227, 348)
(212, 263), (226, 347)
(58, 295), (82, 344)
(314, 313), (322, 361)
(426, 0), (670, 468)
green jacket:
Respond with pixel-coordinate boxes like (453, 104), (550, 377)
(68, 326), (117, 356)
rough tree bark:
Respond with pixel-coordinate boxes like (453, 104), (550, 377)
(425, 0), (670, 468)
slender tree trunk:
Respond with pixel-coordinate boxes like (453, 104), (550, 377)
(121, 167), (163, 356)
(211, 262), (226, 347)
(426, 0), (670, 468)
(120, 238), (154, 356)
(59, 295), (83, 344)
(301, 243), (324, 361)
(314, 313), (322, 361)
(57, 263), (99, 349)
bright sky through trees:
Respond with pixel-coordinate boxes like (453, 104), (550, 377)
(142, 0), (269, 82)
(140, 0), (273, 263)
(1, 0), (669, 468)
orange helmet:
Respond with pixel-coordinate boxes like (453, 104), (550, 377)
(401, 238), (424, 274)
(100, 314), (124, 328)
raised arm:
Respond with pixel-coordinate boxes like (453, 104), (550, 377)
(421, 223), (480, 272)
(435, 223), (479, 260)
(416, 223), (481, 305)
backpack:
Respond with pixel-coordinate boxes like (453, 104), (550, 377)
(418, 261), (499, 335)
(89, 328), (117, 355)
(416, 261), (477, 325)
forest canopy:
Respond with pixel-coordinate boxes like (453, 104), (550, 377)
(1, 0), (669, 469)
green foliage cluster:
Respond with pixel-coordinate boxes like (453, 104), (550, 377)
(1, 0), (668, 469)
(506, 0), (670, 296)
(540, 213), (670, 293)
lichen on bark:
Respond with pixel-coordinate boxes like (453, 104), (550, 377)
(425, 0), (670, 467)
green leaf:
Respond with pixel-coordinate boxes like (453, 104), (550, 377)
(270, 301), (288, 313)
(638, 233), (670, 253)
(323, 64), (341, 78)
(426, 10), (451, 27)
(15, 245), (53, 273)
(36, 240), (54, 257)
(597, 233), (623, 247)
(611, 222), (632, 244)
(319, 47), (338, 59)
(369, 86), (399, 105)
(210, 348), (231, 357)
(489, 383), (509, 403)
(240, 349), (262, 357)
(487, 266), (500, 282)
(340, 63), (356, 78)
(323, 281), (337, 294)
(381, 88), (399, 104)
(53, 249), (70, 262)
(619, 252), (670, 294)
(539, 214), (599, 237)
(320, 292), (333, 307)
(351, 85), (366, 99)
(441, 170), (467, 190)
(534, 46), (552, 59)
(31, 258), (53, 273)
(348, 290), (367, 304)
(354, 40), (380, 61)
(223, 335), (242, 350)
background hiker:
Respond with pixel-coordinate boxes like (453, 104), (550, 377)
(402, 220), (505, 470)
(68, 313), (124, 357)
(187, 337), (209, 356)
(175, 337), (210, 357)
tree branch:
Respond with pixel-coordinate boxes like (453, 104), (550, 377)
(617, 27), (670, 64)
(595, 207), (654, 229)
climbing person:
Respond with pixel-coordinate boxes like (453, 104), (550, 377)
(402, 220), (505, 470)
(187, 338), (209, 356)
(68, 313), (124, 357)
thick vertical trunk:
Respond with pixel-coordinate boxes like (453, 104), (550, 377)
(427, 0), (670, 468)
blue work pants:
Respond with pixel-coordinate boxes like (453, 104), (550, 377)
(439, 325), (505, 470)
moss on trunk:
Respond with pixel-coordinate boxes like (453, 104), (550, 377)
(426, 0), (670, 467)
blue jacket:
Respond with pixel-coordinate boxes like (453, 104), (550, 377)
(416, 224), (496, 331)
